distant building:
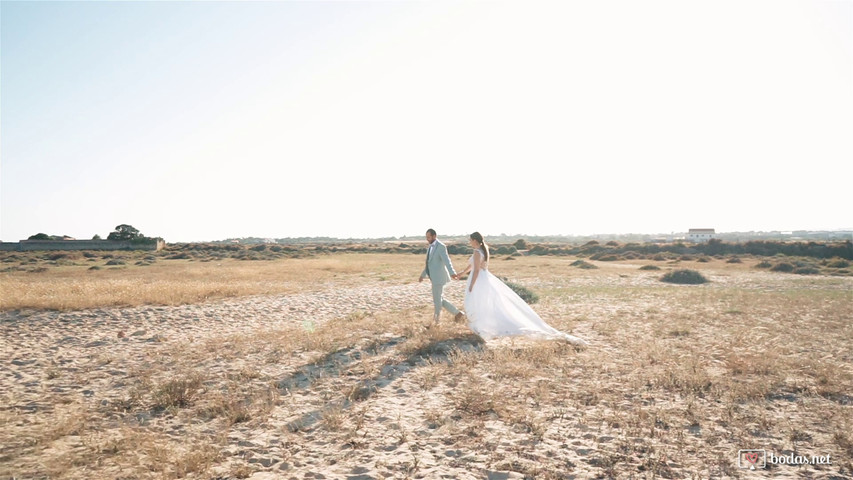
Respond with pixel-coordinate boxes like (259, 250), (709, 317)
(687, 228), (716, 243)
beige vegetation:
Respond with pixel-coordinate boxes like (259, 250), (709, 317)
(1, 251), (852, 479)
(0, 252), (416, 311)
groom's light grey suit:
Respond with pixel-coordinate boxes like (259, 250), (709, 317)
(420, 239), (461, 320)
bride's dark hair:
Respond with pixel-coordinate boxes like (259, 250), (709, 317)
(470, 232), (489, 263)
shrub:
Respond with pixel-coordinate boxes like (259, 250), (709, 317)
(755, 261), (773, 269)
(570, 259), (598, 269)
(696, 257), (710, 263)
(660, 269), (709, 284)
(105, 259), (126, 266)
(794, 267), (820, 275)
(770, 262), (795, 273)
(513, 239), (529, 250)
(499, 277), (539, 304)
(826, 258), (850, 268)
(447, 244), (473, 255)
(726, 257), (743, 263)
(639, 265), (660, 271)
(154, 375), (203, 409)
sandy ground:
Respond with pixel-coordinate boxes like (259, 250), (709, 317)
(2, 262), (852, 479)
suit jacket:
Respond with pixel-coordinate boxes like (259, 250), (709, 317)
(421, 239), (456, 286)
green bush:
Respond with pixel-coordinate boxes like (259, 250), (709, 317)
(755, 261), (773, 269)
(500, 277), (539, 304)
(570, 259), (598, 269)
(726, 257), (743, 263)
(770, 262), (795, 273)
(826, 258), (850, 268)
(660, 269), (709, 284)
(639, 265), (660, 271)
(794, 267), (820, 275)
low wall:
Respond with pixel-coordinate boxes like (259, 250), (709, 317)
(0, 239), (165, 251)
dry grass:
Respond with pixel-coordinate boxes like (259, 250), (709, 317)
(2, 253), (851, 478)
(0, 253), (423, 311)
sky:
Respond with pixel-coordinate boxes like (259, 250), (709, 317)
(1, 0), (851, 242)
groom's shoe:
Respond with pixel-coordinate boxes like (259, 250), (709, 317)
(454, 312), (466, 323)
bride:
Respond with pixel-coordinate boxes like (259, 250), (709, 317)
(457, 232), (587, 344)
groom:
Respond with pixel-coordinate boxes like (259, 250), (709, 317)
(418, 228), (464, 324)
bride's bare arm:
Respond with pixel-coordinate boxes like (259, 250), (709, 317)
(469, 250), (481, 292)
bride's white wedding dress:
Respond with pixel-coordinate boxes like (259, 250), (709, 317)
(464, 249), (587, 344)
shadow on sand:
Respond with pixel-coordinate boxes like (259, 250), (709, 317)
(278, 332), (485, 432)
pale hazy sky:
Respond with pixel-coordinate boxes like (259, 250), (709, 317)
(1, 1), (851, 242)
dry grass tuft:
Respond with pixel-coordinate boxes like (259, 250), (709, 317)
(153, 372), (205, 409)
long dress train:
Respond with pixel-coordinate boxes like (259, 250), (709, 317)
(464, 249), (587, 344)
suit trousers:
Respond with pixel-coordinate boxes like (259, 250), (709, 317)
(431, 281), (459, 318)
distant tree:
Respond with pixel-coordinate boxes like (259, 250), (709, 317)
(704, 238), (724, 256)
(107, 224), (143, 241)
(28, 233), (51, 240)
(513, 239), (529, 250)
(92, 234), (102, 240)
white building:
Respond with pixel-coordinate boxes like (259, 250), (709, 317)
(687, 228), (716, 243)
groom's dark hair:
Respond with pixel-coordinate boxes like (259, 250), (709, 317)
(426, 228), (437, 236)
